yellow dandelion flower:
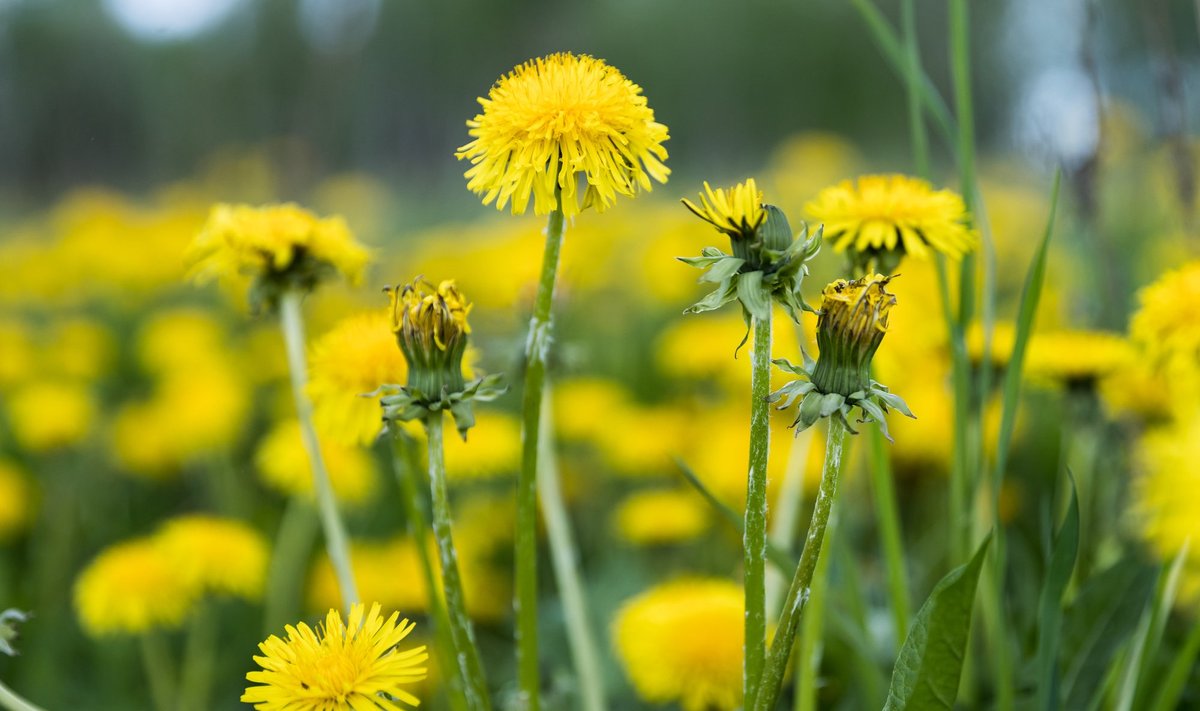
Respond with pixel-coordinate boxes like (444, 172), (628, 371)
(612, 579), (743, 711)
(593, 403), (689, 476)
(1025, 330), (1135, 388)
(255, 419), (377, 506)
(45, 318), (115, 381)
(309, 310), (408, 446)
(442, 410), (521, 480)
(457, 52), (669, 217)
(1135, 416), (1200, 606)
(136, 308), (226, 374)
(806, 174), (976, 262)
(6, 379), (95, 451)
(308, 538), (433, 616)
(1131, 260), (1200, 367)
(552, 377), (631, 442)
(0, 460), (35, 542)
(74, 538), (198, 636)
(681, 179), (766, 240)
(967, 320), (1017, 370)
(242, 602), (428, 711)
(155, 515), (269, 601)
(613, 489), (709, 545)
(1100, 359), (1186, 424)
(186, 203), (369, 290)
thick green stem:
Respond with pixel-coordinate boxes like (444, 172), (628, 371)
(867, 426), (910, 644)
(391, 432), (470, 711)
(279, 290), (359, 610)
(0, 680), (45, 711)
(515, 199), (566, 711)
(179, 604), (216, 711)
(754, 416), (848, 711)
(744, 313), (773, 708)
(537, 384), (607, 711)
(139, 632), (176, 711)
(263, 497), (319, 635)
(426, 415), (492, 711)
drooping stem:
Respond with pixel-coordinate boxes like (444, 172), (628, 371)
(867, 426), (910, 644)
(515, 195), (566, 711)
(754, 416), (848, 711)
(0, 679), (46, 711)
(262, 496), (319, 635)
(743, 312), (773, 708)
(426, 414), (492, 711)
(537, 383), (607, 711)
(278, 289), (359, 610)
(139, 631), (176, 711)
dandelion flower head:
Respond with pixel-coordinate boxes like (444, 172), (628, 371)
(7, 379), (95, 451)
(613, 489), (709, 545)
(74, 538), (197, 637)
(242, 602), (428, 710)
(1135, 415), (1200, 607)
(1131, 260), (1200, 368)
(155, 514), (269, 601)
(457, 52), (669, 217)
(1025, 329), (1135, 388)
(681, 179), (765, 241)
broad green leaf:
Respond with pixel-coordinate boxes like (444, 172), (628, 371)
(883, 533), (992, 711)
(1034, 483), (1080, 711)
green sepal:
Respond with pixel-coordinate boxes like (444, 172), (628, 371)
(737, 270), (770, 321)
(684, 278), (738, 315)
(760, 204), (793, 252)
(700, 256), (747, 283)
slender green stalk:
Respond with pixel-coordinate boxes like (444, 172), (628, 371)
(537, 384), (607, 711)
(744, 313), (773, 708)
(795, 509), (837, 711)
(767, 426), (815, 615)
(901, 0), (929, 179)
(0, 680), (45, 711)
(934, 256), (970, 565)
(754, 416), (849, 711)
(278, 290), (359, 610)
(426, 414), (492, 711)
(263, 497), (319, 635)
(391, 432), (470, 711)
(515, 195), (566, 711)
(867, 426), (910, 644)
(1149, 616), (1200, 711)
(179, 604), (216, 711)
(139, 632), (176, 711)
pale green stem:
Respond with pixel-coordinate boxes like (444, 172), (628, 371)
(867, 426), (910, 645)
(537, 383), (607, 711)
(179, 603), (216, 711)
(263, 496), (319, 635)
(767, 427), (815, 616)
(744, 313), (772, 709)
(515, 195), (566, 711)
(901, 0), (929, 179)
(0, 679), (45, 711)
(278, 289), (359, 610)
(934, 256), (969, 566)
(426, 414), (492, 711)
(139, 632), (176, 711)
(754, 416), (848, 711)
(795, 509), (838, 711)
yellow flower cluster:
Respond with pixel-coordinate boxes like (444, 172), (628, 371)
(1131, 259), (1200, 368)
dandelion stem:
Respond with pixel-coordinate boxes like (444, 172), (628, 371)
(795, 508), (838, 711)
(179, 603), (216, 711)
(0, 679), (45, 711)
(278, 289), (359, 610)
(262, 496), (319, 635)
(867, 426), (910, 645)
(515, 194), (566, 711)
(138, 632), (176, 711)
(537, 384), (607, 711)
(744, 313), (772, 709)
(754, 416), (848, 711)
(426, 414), (492, 711)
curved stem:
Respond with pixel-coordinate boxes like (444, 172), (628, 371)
(754, 416), (848, 711)
(426, 415), (492, 711)
(0, 680), (45, 711)
(515, 197), (566, 711)
(743, 313), (773, 708)
(278, 290), (359, 610)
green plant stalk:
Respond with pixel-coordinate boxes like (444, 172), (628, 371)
(867, 426), (910, 644)
(139, 632), (176, 711)
(515, 197), (566, 711)
(426, 415), (492, 711)
(263, 497), (319, 635)
(901, 0), (929, 179)
(180, 603), (216, 711)
(743, 313), (772, 709)
(1124, 544), (1190, 711)
(795, 510), (837, 711)
(537, 385), (607, 711)
(767, 426), (815, 615)
(0, 680), (45, 711)
(754, 416), (848, 711)
(934, 256), (970, 565)
(279, 289), (359, 609)
(391, 432), (470, 711)
(1149, 616), (1200, 711)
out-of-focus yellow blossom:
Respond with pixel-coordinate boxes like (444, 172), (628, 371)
(1131, 260), (1200, 368)
(613, 579), (743, 711)
(806, 174), (977, 261)
(967, 320), (1017, 370)
(553, 377), (632, 442)
(453, 494), (516, 623)
(1025, 330), (1135, 388)
(634, 206), (717, 305)
(888, 380), (953, 476)
(613, 489), (709, 545)
(309, 537), (432, 615)
(0, 460), (34, 542)
(311, 173), (392, 242)
(408, 219), (544, 311)
(0, 319), (34, 388)
(457, 52), (669, 217)
(255, 419), (377, 506)
(1135, 415), (1200, 606)
(44, 318), (115, 381)
(155, 515), (268, 601)
(7, 379), (95, 451)
(111, 401), (188, 479)
(442, 410), (521, 480)
(767, 132), (862, 217)
(685, 405), (800, 509)
(655, 311), (811, 392)
(308, 310), (407, 446)
(74, 538), (197, 636)
(593, 404), (690, 476)
(1099, 359), (1185, 424)
(136, 308), (227, 374)
(159, 366), (250, 452)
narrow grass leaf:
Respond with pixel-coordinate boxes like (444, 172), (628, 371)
(1034, 481), (1080, 711)
(1123, 542), (1191, 711)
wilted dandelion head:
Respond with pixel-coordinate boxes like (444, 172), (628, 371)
(242, 602), (428, 711)
(155, 515), (269, 601)
(681, 179), (765, 242)
(388, 279), (472, 354)
(612, 578), (743, 711)
(1131, 260), (1200, 368)
(1135, 416), (1200, 607)
(74, 538), (197, 637)
(806, 174), (976, 266)
(457, 52), (670, 217)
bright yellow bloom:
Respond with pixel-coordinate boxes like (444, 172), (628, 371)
(6, 379), (95, 451)
(612, 579), (743, 711)
(442, 410), (521, 480)
(242, 602), (428, 710)
(681, 179), (765, 240)
(255, 419), (377, 506)
(1131, 260), (1200, 367)
(136, 308), (226, 374)
(74, 538), (197, 636)
(613, 489), (709, 545)
(457, 52), (669, 217)
(806, 174), (977, 260)
(309, 310), (408, 446)
(155, 515), (269, 601)
(0, 460), (34, 542)
(1135, 415), (1200, 606)
(553, 377), (632, 442)
(308, 538), (433, 616)
(1025, 330), (1135, 387)
(186, 203), (369, 288)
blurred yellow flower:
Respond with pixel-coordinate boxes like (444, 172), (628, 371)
(155, 515), (269, 601)
(457, 52), (669, 217)
(553, 377), (632, 442)
(0, 319), (34, 388)
(681, 179), (765, 240)
(308, 310), (407, 446)
(656, 311), (810, 393)
(74, 538), (197, 637)
(242, 602), (428, 711)
(593, 403), (689, 476)
(309, 537), (432, 616)
(612, 579), (743, 711)
(967, 320), (1016, 370)
(453, 494), (516, 623)
(766, 132), (862, 216)
(7, 379), (95, 451)
(136, 308), (227, 374)
(45, 318), (115, 381)
(806, 174), (976, 261)
(1131, 260), (1200, 368)
(255, 419), (377, 506)
(442, 409), (521, 480)
(613, 489), (709, 545)
(1099, 359), (1185, 424)
(1025, 330), (1135, 388)
(1135, 415), (1200, 606)
(0, 460), (34, 542)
